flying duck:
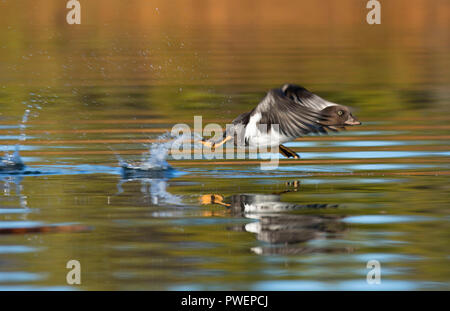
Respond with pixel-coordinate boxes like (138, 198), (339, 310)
(202, 83), (361, 159)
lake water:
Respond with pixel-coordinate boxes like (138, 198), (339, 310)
(0, 0), (449, 290)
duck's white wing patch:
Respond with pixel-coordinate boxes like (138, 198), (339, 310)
(244, 112), (291, 147)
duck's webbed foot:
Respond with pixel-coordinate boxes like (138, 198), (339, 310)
(200, 139), (215, 150)
(201, 136), (233, 152)
(279, 144), (300, 159)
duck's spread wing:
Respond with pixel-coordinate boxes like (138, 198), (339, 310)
(255, 89), (331, 138)
(283, 84), (337, 111)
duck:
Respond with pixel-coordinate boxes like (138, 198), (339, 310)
(202, 83), (361, 159)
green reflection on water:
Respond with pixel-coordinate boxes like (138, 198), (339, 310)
(0, 0), (449, 290)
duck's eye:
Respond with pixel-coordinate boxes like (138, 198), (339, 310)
(337, 110), (343, 116)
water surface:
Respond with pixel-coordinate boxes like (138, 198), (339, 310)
(0, 0), (449, 290)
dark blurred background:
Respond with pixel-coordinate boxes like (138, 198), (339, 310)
(0, 0), (448, 123)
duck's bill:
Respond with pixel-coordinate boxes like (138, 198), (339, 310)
(344, 118), (362, 125)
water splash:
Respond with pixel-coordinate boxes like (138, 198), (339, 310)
(1, 110), (30, 173)
(0, 145), (25, 171)
(19, 109), (30, 142)
(120, 132), (194, 173)
(115, 132), (195, 205)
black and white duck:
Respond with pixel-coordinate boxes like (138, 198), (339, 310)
(202, 83), (361, 158)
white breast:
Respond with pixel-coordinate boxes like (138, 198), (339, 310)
(244, 113), (292, 147)
(244, 112), (262, 139)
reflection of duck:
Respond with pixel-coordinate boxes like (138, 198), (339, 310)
(200, 183), (350, 255)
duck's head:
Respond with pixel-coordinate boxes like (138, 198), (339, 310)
(320, 105), (361, 127)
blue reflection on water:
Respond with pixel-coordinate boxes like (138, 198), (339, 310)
(354, 253), (422, 262)
(0, 221), (44, 229)
(0, 272), (45, 282)
(326, 140), (437, 147)
(182, 163), (447, 179)
(1, 145), (40, 151)
(285, 140), (443, 148)
(0, 125), (20, 129)
(0, 208), (33, 214)
(299, 151), (450, 159)
(0, 135), (35, 140)
(343, 215), (436, 224)
(0, 246), (40, 254)
(252, 279), (435, 290)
